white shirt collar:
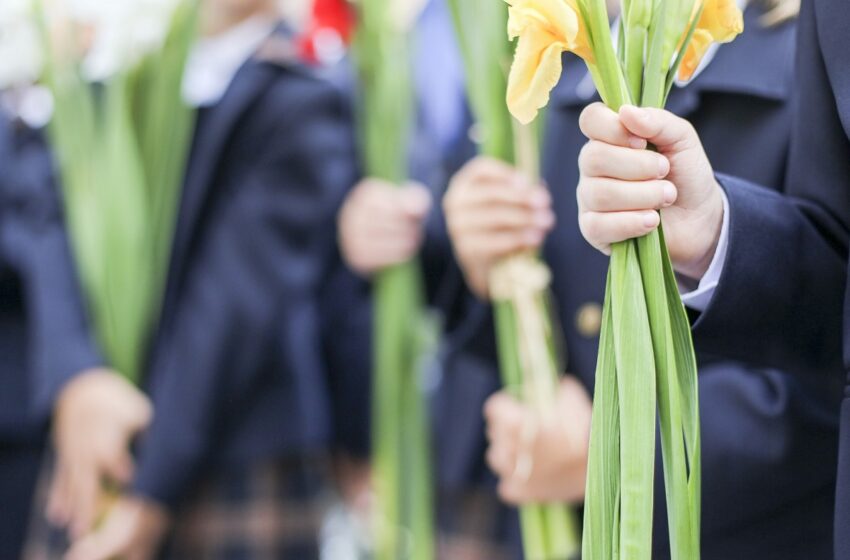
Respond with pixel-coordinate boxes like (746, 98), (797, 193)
(182, 15), (277, 108)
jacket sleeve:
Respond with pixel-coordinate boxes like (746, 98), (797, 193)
(0, 123), (102, 426)
(320, 255), (373, 459)
(692, 0), (850, 380)
(131, 80), (359, 508)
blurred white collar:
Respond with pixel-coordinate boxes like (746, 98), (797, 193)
(182, 15), (276, 108)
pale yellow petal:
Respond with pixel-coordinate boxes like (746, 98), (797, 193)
(507, 0), (580, 42)
(678, 28), (713, 81)
(697, 0), (743, 42)
(507, 28), (566, 124)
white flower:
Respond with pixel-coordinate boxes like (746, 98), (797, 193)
(0, 0), (44, 90)
(54, 0), (183, 81)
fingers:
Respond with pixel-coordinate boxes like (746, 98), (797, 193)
(399, 182), (432, 218)
(47, 461), (71, 526)
(346, 235), (423, 273)
(578, 178), (677, 213)
(452, 156), (526, 187)
(483, 392), (527, 477)
(579, 102), (648, 149)
(576, 175), (675, 250)
(102, 447), (134, 486)
(351, 179), (433, 220)
(65, 509), (128, 560)
(618, 105), (698, 151)
(579, 140), (670, 181)
(578, 209), (661, 252)
(67, 462), (100, 538)
(124, 393), (153, 433)
(339, 180), (431, 274)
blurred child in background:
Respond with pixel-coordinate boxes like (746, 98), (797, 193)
(0, 107), (109, 560)
(444, 1), (844, 558)
(34, 0), (368, 558)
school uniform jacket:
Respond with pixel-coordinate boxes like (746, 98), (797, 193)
(0, 115), (101, 557)
(0, 116), (101, 441)
(681, 0), (850, 556)
(129, 32), (367, 508)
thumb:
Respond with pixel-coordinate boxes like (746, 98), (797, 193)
(618, 105), (697, 151)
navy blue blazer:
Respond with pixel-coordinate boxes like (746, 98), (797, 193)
(448, 5), (844, 558)
(683, 0), (850, 556)
(129, 32), (367, 508)
(0, 116), (101, 444)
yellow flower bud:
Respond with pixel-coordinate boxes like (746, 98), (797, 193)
(506, 0), (592, 124)
(678, 0), (744, 81)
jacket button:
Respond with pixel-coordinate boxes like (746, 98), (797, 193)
(576, 303), (603, 338)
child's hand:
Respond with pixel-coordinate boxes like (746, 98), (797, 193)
(484, 377), (592, 505)
(577, 103), (725, 281)
(338, 179), (432, 276)
(444, 157), (555, 299)
(49, 370), (152, 538)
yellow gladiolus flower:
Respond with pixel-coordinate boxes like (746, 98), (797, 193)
(678, 0), (744, 81)
(506, 0), (592, 124)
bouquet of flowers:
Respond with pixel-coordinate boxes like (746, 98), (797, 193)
(447, 0), (581, 559)
(37, 0), (198, 384)
(504, 0), (743, 557)
(351, 1), (437, 559)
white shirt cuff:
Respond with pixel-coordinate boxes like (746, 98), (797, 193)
(680, 189), (730, 312)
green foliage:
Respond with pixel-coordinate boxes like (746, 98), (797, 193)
(352, 1), (436, 558)
(41, 1), (198, 384)
(578, 0), (702, 558)
(449, 1), (581, 558)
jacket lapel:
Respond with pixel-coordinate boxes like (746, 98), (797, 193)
(816, 0), (850, 140)
(167, 25), (310, 297)
(167, 59), (278, 292)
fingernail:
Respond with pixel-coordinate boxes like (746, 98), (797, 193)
(662, 183), (677, 205)
(628, 135), (647, 149)
(658, 157), (670, 177)
(643, 212), (659, 228)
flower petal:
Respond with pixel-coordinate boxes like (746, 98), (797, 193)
(507, 28), (566, 124)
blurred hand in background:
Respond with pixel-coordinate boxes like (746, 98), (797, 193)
(338, 178), (432, 276)
(65, 495), (169, 560)
(443, 156), (555, 300)
(484, 376), (592, 505)
(48, 369), (153, 539)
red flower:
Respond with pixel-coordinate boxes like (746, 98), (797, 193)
(298, 0), (356, 65)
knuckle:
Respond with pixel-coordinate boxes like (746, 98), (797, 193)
(579, 142), (604, 176)
(587, 180), (611, 210)
(579, 212), (601, 242)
